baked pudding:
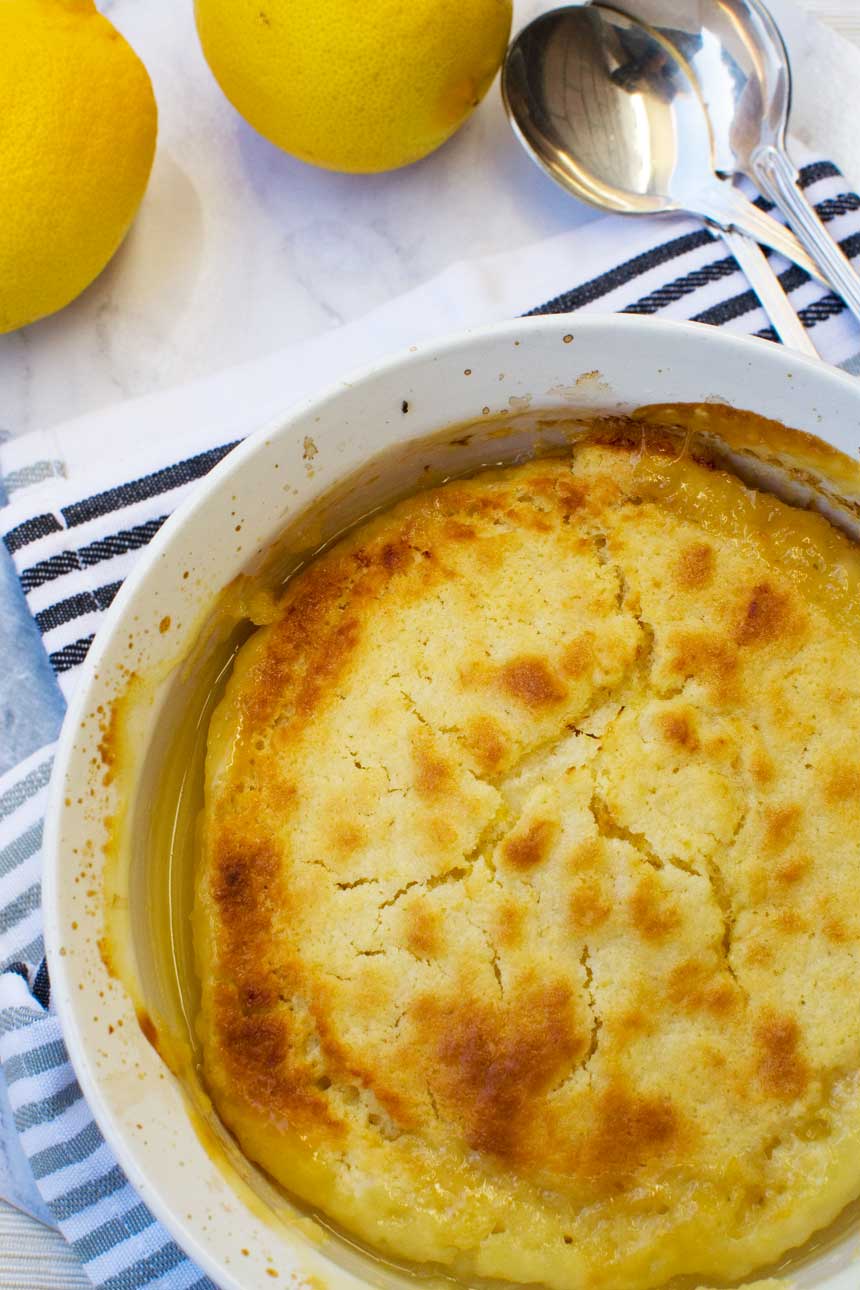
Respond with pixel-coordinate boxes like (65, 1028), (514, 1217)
(195, 435), (860, 1290)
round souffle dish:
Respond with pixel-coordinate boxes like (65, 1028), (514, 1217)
(43, 316), (860, 1290)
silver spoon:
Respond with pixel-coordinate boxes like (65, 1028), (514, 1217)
(720, 226), (815, 352)
(618, 0), (860, 324)
(502, 5), (827, 287)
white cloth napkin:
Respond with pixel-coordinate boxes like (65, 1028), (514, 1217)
(0, 157), (858, 1289)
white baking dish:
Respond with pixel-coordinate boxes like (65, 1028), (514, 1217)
(43, 316), (860, 1290)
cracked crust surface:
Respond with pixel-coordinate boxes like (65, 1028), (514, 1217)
(195, 441), (860, 1290)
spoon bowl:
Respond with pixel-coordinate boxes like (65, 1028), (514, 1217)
(505, 6), (711, 216)
(609, 0), (788, 176)
(503, 6), (701, 216)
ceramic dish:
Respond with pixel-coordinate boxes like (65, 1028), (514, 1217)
(43, 315), (860, 1290)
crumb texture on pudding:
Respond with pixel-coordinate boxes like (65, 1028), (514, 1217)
(196, 441), (860, 1290)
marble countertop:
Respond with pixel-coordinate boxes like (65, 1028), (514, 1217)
(2, 0), (860, 443)
(0, 0), (589, 439)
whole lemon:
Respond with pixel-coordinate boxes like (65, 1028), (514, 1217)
(195, 0), (513, 173)
(0, 0), (157, 335)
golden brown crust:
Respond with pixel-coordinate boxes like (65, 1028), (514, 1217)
(196, 440), (860, 1290)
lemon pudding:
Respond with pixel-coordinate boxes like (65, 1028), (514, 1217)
(195, 438), (860, 1289)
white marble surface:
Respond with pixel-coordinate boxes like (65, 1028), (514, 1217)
(0, 0), (583, 439)
(2, 0), (860, 442)
(803, 0), (860, 43)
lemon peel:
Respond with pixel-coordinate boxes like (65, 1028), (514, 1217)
(0, 0), (157, 334)
(195, 0), (512, 173)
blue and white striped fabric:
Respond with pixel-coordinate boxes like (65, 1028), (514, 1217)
(0, 154), (858, 1288)
(0, 749), (215, 1289)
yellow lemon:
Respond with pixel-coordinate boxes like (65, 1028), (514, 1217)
(195, 0), (513, 173)
(0, 0), (157, 334)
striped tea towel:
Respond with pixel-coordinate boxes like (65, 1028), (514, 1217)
(0, 155), (858, 1290)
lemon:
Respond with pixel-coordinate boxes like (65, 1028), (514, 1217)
(195, 0), (512, 173)
(0, 0), (157, 335)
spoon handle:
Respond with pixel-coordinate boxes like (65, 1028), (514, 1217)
(692, 183), (827, 285)
(751, 144), (860, 326)
(720, 230), (818, 357)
